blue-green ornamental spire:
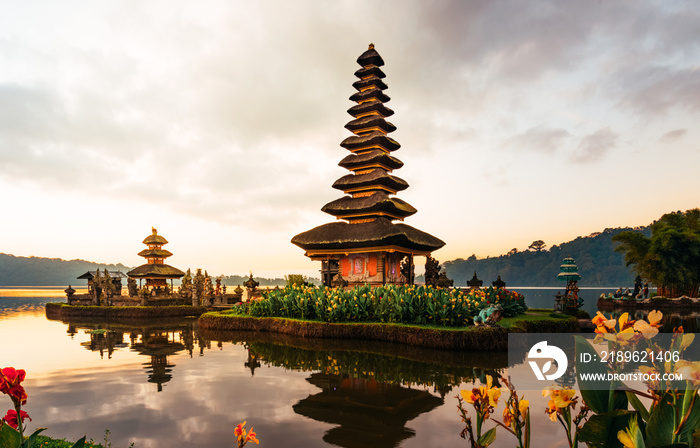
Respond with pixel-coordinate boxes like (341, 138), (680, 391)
(557, 257), (581, 282)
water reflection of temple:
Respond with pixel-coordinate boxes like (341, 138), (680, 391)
(80, 329), (128, 359)
(130, 329), (192, 392)
(74, 321), (197, 392)
(293, 373), (442, 448)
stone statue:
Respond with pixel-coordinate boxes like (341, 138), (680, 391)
(633, 275), (643, 297)
(467, 272), (483, 291)
(492, 275), (506, 289)
(215, 277), (222, 296)
(424, 256), (454, 288)
(331, 273), (348, 288)
(473, 304), (504, 326)
(203, 276), (214, 306)
(127, 278), (138, 297)
(244, 273), (259, 291)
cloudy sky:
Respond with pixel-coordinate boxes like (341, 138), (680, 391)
(1, 1), (699, 278)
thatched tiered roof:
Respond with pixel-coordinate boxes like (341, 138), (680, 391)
(292, 44), (444, 257)
(127, 228), (184, 281)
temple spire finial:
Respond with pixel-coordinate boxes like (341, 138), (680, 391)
(368, 43), (374, 50)
(152, 227), (157, 235)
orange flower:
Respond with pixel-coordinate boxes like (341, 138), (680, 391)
(234, 421), (246, 441)
(593, 312), (617, 334)
(545, 398), (558, 422)
(245, 428), (259, 445)
(502, 406), (513, 427)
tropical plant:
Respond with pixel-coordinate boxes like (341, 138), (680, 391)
(233, 421), (259, 447)
(239, 284), (526, 327)
(613, 208), (700, 297)
(457, 375), (530, 448)
(458, 310), (700, 447)
(1, 367), (86, 448)
(577, 310), (700, 447)
(284, 274), (308, 287)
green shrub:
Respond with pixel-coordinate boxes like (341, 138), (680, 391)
(242, 284), (527, 327)
(577, 309), (591, 319)
(284, 274), (308, 287)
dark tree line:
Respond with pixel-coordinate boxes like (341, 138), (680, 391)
(613, 209), (700, 297)
(443, 226), (652, 287)
(0, 253), (131, 286)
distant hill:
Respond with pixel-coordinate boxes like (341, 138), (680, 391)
(2, 223), (651, 288)
(443, 226), (652, 287)
(0, 253), (133, 286)
(0, 253), (319, 287)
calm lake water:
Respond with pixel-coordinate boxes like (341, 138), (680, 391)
(0, 288), (696, 448)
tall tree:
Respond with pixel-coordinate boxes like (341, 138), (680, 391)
(613, 209), (700, 297)
(528, 240), (547, 252)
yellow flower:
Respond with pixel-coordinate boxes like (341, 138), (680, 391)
(618, 312), (636, 331)
(487, 384), (502, 407)
(552, 388), (576, 408)
(460, 375), (502, 409)
(461, 389), (479, 404)
(617, 429), (636, 448)
(675, 360), (700, 386)
(647, 310), (663, 326)
(519, 399), (529, 416)
(633, 320), (659, 338)
(679, 333), (695, 351)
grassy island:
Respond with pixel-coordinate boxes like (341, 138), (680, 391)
(197, 285), (578, 350)
(45, 303), (208, 320)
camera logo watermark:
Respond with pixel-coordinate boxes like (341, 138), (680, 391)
(527, 341), (568, 381)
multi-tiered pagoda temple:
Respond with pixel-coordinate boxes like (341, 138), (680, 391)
(127, 228), (185, 289)
(292, 44), (445, 287)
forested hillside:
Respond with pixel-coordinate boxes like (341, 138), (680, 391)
(0, 253), (132, 286)
(443, 226), (652, 287)
(2, 224), (652, 287)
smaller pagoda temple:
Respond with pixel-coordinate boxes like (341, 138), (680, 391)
(127, 228), (185, 290)
(557, 257), (582, 315)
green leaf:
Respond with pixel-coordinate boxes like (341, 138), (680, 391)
(0, 424), (22, 448)
(626, 391), (651, 423)
(626, 415), (647, 448)
(477, 427), (497, 446)
(20, 428), (46, 448)
(646, 393), (676, 447)
(70, 436), (87, 448)
(677, 393), (700, 445)
(653, 445), (690, 448)
(578, 410), (639, 448)
(575, 335), (613, 414)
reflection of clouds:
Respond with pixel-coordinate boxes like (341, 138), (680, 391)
(1, 307), (627, 448)
(28, 344), (332, 448)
